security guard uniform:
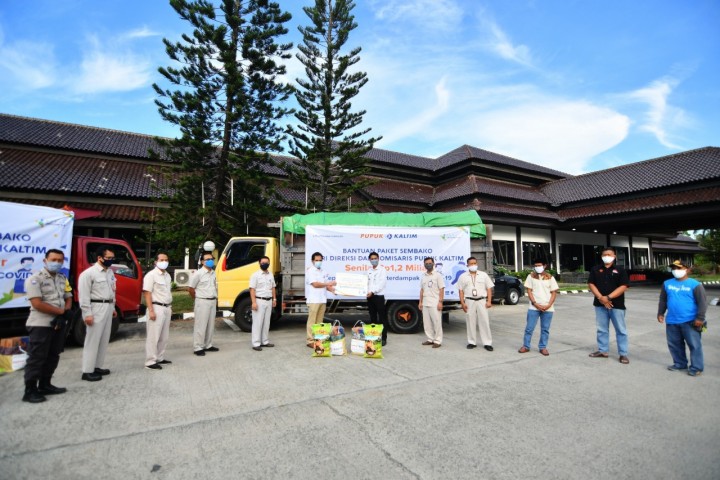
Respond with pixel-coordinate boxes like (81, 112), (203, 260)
(23, 267), (73, 402)
(78, 262), (116, 379)
(189, 266), (217, 353)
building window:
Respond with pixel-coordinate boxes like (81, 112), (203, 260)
(522, 242), (551, 269)
(559, 244), (583, 272)
(492, 240), (515, 268)
(632, 248), (649, 268)
(612, 246), (629, 268)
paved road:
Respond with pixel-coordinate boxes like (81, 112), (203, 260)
(1, 286), (718, 479)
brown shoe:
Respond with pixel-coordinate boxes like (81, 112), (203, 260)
(518, 346), (530, 353)
(422, 340), (434, 346)
(539, 348), (549, 356)
(432, 343), (441, 348)
(589, 351), (608, 358)
(619, 355), (629, 364)
(306, 342), (314, 348)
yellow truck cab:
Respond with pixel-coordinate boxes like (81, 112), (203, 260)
(216, 237), (281, 331)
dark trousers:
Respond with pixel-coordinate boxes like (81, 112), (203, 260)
(24, 326), (66, 383)
(368, 294), (387, 341)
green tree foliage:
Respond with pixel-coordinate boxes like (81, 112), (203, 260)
(150, 0), (292, 258)
(285, 0), (380, 212)
(696, 228), (720, 273)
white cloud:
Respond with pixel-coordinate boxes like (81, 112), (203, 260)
(466, 101), (630, 174)
(369, 0), (463, 30)
(71, 35), (152, 94)
(484, 20), (533, 67)
(621, 78), (686, 149)
(380, 76), (450, 145)
(0, 31), (56, 89)
(124, 26), (160, 39)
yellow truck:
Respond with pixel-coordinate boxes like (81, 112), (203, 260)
(215, 211), (501, 334)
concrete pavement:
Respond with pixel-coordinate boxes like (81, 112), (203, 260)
(0, 286), (718, 479)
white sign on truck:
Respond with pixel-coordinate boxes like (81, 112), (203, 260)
(305, 225), (471, 301)
(0, 202), (74, 309)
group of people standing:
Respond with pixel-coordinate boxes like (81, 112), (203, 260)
(20, 244), (708, 404)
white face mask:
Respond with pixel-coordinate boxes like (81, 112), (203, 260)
(601, 256), (615, 265)
(671, 269), (687, 279)
(534, 266), (544, 274)
(157, 261), (169, 270)
(468, 265), (478, 272)
(314, 261), (322, 269)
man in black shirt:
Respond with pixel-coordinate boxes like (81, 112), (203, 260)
(587, 247), (630, 364)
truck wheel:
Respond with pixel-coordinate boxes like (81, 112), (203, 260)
(71, 314), (86, 346)
(269, 309), (282, 330)
(505, 288), (521, 305)
(387, 302), (421, 334)
(234, 297), (252, 332)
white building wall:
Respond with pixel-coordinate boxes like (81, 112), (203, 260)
(491, 225), (516, 241)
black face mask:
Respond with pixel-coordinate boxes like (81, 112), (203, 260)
(260, 263), (270, 271)
(101, 258), (115, 268)
(424, 264), (433, 271)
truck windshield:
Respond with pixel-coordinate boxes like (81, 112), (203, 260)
(224, 240), (266, 270)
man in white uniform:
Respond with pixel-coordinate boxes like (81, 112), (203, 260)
(367, 251), (388, 346)
(458, 256), (495, 351)
(143, 253), (173, 370)
(419, 257), (445, 348)
(249, 256), (277, 351)
(78, 246), (117, 381)
(189, 252), (218, 356)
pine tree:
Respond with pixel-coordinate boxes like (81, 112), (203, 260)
(150, 0), (292, 257)
(285, 0), (380, 212)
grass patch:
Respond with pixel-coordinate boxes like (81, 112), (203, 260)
(557, 284), (588, 292)
(692, 274), (720, 282)
(140, 288), (195, 313)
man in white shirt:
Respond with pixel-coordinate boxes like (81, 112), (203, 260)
(366, 251), (388, 346)
(189, 252), (218, 356)
(419, 257), (445, 348)
(305, 252), (336, 347)
(249, 256), (277, 351)
(143, 253), (173, 370)
(519, 259), (559, 356)
(458, 256), (495, 351)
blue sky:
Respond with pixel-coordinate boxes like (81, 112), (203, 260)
(1, 0), (718, 174)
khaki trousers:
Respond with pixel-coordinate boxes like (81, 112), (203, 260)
(146, 305), (172, 366)
(82, 303), (113, 373)
(306, 303), (326, 342)
(466, 299), (492, 346)
(422, 305), (442, 344)
(251, 298), (272, 347)
(193, 298), (216, 352)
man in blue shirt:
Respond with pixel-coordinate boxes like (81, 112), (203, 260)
(657, 260), (707, 377)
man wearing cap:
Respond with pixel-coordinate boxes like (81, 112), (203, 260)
(657, 260), (707, 377)
(143, 253), (173, 370)
(249, 256), (277, 351)
(78, 246), (117, 382)
(22, 249), (73, 403)
(189, 252), (218, 356)
(588, 246), (630, 364)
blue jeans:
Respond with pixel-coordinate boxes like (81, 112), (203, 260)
(666, 321), (704, 373)
(594, 307), (628, 356)
(523, 309), (553, 349)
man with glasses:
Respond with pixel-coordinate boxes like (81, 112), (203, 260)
(78, 246), (117, 382)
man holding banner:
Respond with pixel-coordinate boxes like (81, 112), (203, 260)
(366, 252), (388, 346)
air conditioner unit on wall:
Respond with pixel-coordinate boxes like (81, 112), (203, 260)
(174, 269), (195, 287)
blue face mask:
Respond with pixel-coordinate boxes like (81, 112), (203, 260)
(204, 259), (215, 269)
(45, 261), (63, 273)
(314, 261), (322, 269)
(370, 259), (379, 267)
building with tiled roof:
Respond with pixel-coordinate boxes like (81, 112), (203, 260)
(1, 113), (717, 271)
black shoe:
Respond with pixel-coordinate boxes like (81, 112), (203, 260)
(194, 350), (205, 356)
(484, 345), (494, 352)
(382, 340), (387, 346)
(158, 360), (172, 364)
(38, 382), (67, 395)
(261, 343), (274, 348)
(22, 390), (47, 403)
(81, 372), (102, 382)
(204, 346), (219, 352)
(467, 344), (477, 349)
(94, 368), (111, 376)
(145, 363), (162, 370)
(252, 346), (262, 351)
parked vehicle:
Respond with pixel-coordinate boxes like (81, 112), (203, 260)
(492, 268), (524, 305)
(0, 202), (143, 344)
(215, 211), (500, 334)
